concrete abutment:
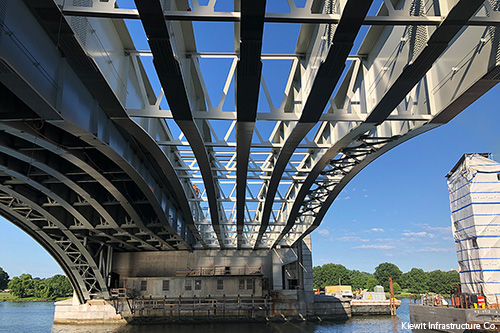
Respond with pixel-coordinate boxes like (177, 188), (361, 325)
(54, 237), (349, 324)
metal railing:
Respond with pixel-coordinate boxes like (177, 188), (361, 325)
(130, 294), (272, 318)
(176, 266), (262, 277)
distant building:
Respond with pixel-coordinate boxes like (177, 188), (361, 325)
(447, 153), (500, 305)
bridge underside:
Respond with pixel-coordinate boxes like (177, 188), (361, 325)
(1, 0), (500, 303)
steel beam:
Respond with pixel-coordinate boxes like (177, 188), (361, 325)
(236, 0), (266, 249)
(22, 0), (202, 248)
(0, 131), (158, 251)
(254, 0), (373, 249)
(274, 0), (489, 247)
(61, 5), (500, 27)
(134, 0), (224, 248)
(0, 187), (109, 302)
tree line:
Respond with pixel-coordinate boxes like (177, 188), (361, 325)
(0, 267), (73, 300)
(313, 262), (460, 295)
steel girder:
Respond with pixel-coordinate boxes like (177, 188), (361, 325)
(0, 126), (158, 251)
(2, 0), (500, 251)
(23, 0), (202, 248)
(236, 1), (266, 249)
(272, 0), (497, 247)
(0, 186), (110, 302)
(253, 0), (374, 249)
(0, 0), (200, 251)
(133, 0), (225, 248)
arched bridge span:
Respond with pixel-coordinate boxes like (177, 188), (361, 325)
(1, 0), (500, 302)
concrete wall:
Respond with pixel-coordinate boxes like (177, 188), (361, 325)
(112, 242), (313, 298)
(113, 249), (273, 280)
(124, 276), (263, 297)
(108, 239), (315, 320)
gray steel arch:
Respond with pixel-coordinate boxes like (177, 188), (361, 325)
(0, 81), (180, 250)
(254, 0), (373, 249)
(134, 0), (225, 248)
(274, 0), (488, 247)
(0, 130), (159, 251)
(294, 62), (500, 245)
(0, 122), (172, 249)
(21, 0), (204, 248)
(0, 186), (109, 302)
(0, 144), (148, 251)
(3, 0), (500, 252)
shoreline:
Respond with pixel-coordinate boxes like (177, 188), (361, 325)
(0, 293), (71, 303)
(0, 298), (70, 302)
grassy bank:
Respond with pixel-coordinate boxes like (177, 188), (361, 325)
(0, 292), (70, 302)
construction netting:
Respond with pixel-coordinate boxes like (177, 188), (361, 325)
(447, 153), (500, 305)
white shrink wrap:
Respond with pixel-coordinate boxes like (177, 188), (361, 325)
(447, 154), (500, 305)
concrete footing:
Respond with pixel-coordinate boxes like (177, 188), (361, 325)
(351, 299), (401, 316)
(54, 297), (126, 324)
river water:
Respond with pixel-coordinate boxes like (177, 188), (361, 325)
(0, 298), (415, 333)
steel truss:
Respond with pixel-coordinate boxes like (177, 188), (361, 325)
(0, 187), (110, 302)
(1, 0), (500, 261)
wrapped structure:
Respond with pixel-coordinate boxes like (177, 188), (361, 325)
(447, 153), (500, 305)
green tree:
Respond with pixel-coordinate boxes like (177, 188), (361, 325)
(365, 276), (379, 291)
(427, 270), (460, 294)
(313, 263), (351, 289)
(46, 275), (73, 298)
(392, 282), (402, 294)
(0, 267), (9, 290)
(34, 280), (52, 299)
(403, 268), (429, 293)
(8, 274), (35, 298)
(374, 262), (402, 290)
(349, 270), (372, 289)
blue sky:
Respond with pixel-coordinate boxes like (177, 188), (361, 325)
(2, 83), (498, 278)
(1, 0), (499, 278)
(311, 87), (500, 273)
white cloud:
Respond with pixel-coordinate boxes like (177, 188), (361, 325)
(375, 238), (394, 242)
(317, 229), (330, 237)
(413, 223), (452, 234)
(344, 196), (351, 200)
(370, 228), (384, 233)
(353, 244), (395, 250)
(417, 247), (453, 253)
(337, 236), (369, 242)
(425, 226), (452, 233)
(402, 231), (436, 238)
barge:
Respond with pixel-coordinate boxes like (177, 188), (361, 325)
(409, 154), (500, 332)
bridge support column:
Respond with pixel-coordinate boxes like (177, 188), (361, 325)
(53, 293), (125, 325)
(272, 249), (284, 291)
(298, 235), (314, 306)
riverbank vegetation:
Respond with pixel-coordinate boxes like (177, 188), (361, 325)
(0, 267), (73, 301)
(313, 262), (460, 295)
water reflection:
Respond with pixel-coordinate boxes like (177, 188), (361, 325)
(1, 298), (415, 333)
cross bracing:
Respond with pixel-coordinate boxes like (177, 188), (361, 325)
(1, 0), (500, 262)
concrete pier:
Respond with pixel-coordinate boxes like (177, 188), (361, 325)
(54, 296), (126, 324)
(53, 237), (346, 324)
(54, 292), (351, 324)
